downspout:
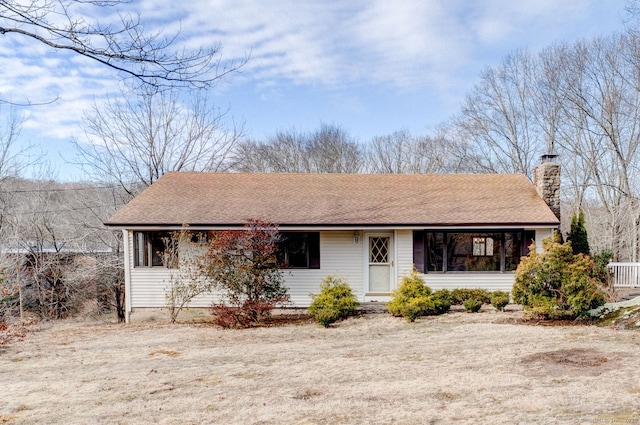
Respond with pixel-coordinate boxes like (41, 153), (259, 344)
(122, 229), (133, 323)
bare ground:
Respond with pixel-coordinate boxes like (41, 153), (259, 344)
(1, 310), (640, 425)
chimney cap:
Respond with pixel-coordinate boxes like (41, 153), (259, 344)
(541, 153), (559, 163)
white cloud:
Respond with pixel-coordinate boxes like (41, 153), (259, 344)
(158, 0), (616, 93)
(0, 0), (629, 179)
(470, 0), (590, 45)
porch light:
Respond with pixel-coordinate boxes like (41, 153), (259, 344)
(353, 231), (360, 244)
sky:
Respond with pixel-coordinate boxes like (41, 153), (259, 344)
(0, 0), (630, 181)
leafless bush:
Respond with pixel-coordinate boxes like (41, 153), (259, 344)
(17, 253), (95, 320)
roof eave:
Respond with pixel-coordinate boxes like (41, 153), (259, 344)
(104, 221), (560, 230)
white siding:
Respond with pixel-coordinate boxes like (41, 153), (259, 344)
(395, 229), (414, 285)
(125, 227), (555, 311)
(534, 228), (555, 253)
(130, 268), (173, 307)
(127, 234), (223, 309)
(174, 242), (221, 307)
(126, 231), (171, 308)
(284, 231), (364, 305)
(127, 230), (365, 308)
(418, 272), (515, 292)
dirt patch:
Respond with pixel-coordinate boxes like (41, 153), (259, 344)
(520, 348), (622, 378)
(184, 312), (314, 327)
(494, 316), (598, 326)
(149, 349), (181, 358)
(292, 389), (323, 400)
(526, 348), (611, 367)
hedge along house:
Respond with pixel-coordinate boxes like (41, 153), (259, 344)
(105, 167), (560, 322)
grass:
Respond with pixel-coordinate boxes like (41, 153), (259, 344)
(1, 310), (639, 424)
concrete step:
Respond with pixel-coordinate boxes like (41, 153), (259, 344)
(357, 302), (388, 314)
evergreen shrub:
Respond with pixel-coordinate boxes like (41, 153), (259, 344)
(387, 271), (450, 322)
(308, 276), (359, 327)
(490, 291), (510, 311)
(463, 297), (483, 313)
(451, 288), (490, 305)
(512, 237), (606, 319)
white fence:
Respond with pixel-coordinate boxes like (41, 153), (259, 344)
(607, 262), (640, 287)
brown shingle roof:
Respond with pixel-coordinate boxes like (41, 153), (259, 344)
(105, 172), (560, 227)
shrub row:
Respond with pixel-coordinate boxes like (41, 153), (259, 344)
(450, 288), (491, 305)
(386, 272), (513, 321)
(452, 288), (510, 312)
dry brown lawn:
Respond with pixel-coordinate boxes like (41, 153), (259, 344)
(1, 309), (640, 425)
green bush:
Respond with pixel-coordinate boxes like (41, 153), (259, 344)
(567, 211), (590, 256)
(387, 271), (450, 322)
(472, 289), (491, 304)
(308, 276), (359, 327)
(396, 296), (430, 322)
(463, 297), (483, 313)
(490, 291), (510, 311)
(311, 308), (342, 328)
(430, 289), (452, 315)
(387, 271), (431, 321)
(451, 288), (490, 305)
(512, 237), (606, 319)
(450, 288), (469, 305)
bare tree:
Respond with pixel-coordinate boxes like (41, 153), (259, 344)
(365, 130), (467, 174)
(443, 31), (640, 261)
(71, 85), (242, 319)
(305, 124), (363, 173)
(0, 179), (95, 319)
(234, 123), (363, 173)
(366, 130), (416, 174)
(234, 130), (309, 173)
(0, 176), (131, 321)
(0, 0), (244, 93)
(74, 85), (242, 197)
(0, 105), (26, 180)
(446, 50), (545, 178)
(551, 35), (640, 261)
(0, 106), (43, 261)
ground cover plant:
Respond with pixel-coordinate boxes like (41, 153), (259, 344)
(1, 311), (640, 424)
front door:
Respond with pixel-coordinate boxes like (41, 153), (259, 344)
(367, 234), (393, 294)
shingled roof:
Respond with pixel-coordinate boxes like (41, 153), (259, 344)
(105, 172), (560, 228)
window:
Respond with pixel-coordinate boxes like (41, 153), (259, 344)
(413, 230), (526, 273)
(449, 233), (501, 271)
(472, 237), (493, 256)
(190, 231), (209, 244)
(133, 231), (173, 267)
(505, 232), (526, 270)
(426, 232), (444, 271)
(277, 232), (320, 269)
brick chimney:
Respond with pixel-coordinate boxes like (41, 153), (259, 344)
(533, 154), (560, 221)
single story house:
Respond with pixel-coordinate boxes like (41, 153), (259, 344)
(105, 166), (560, 322)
